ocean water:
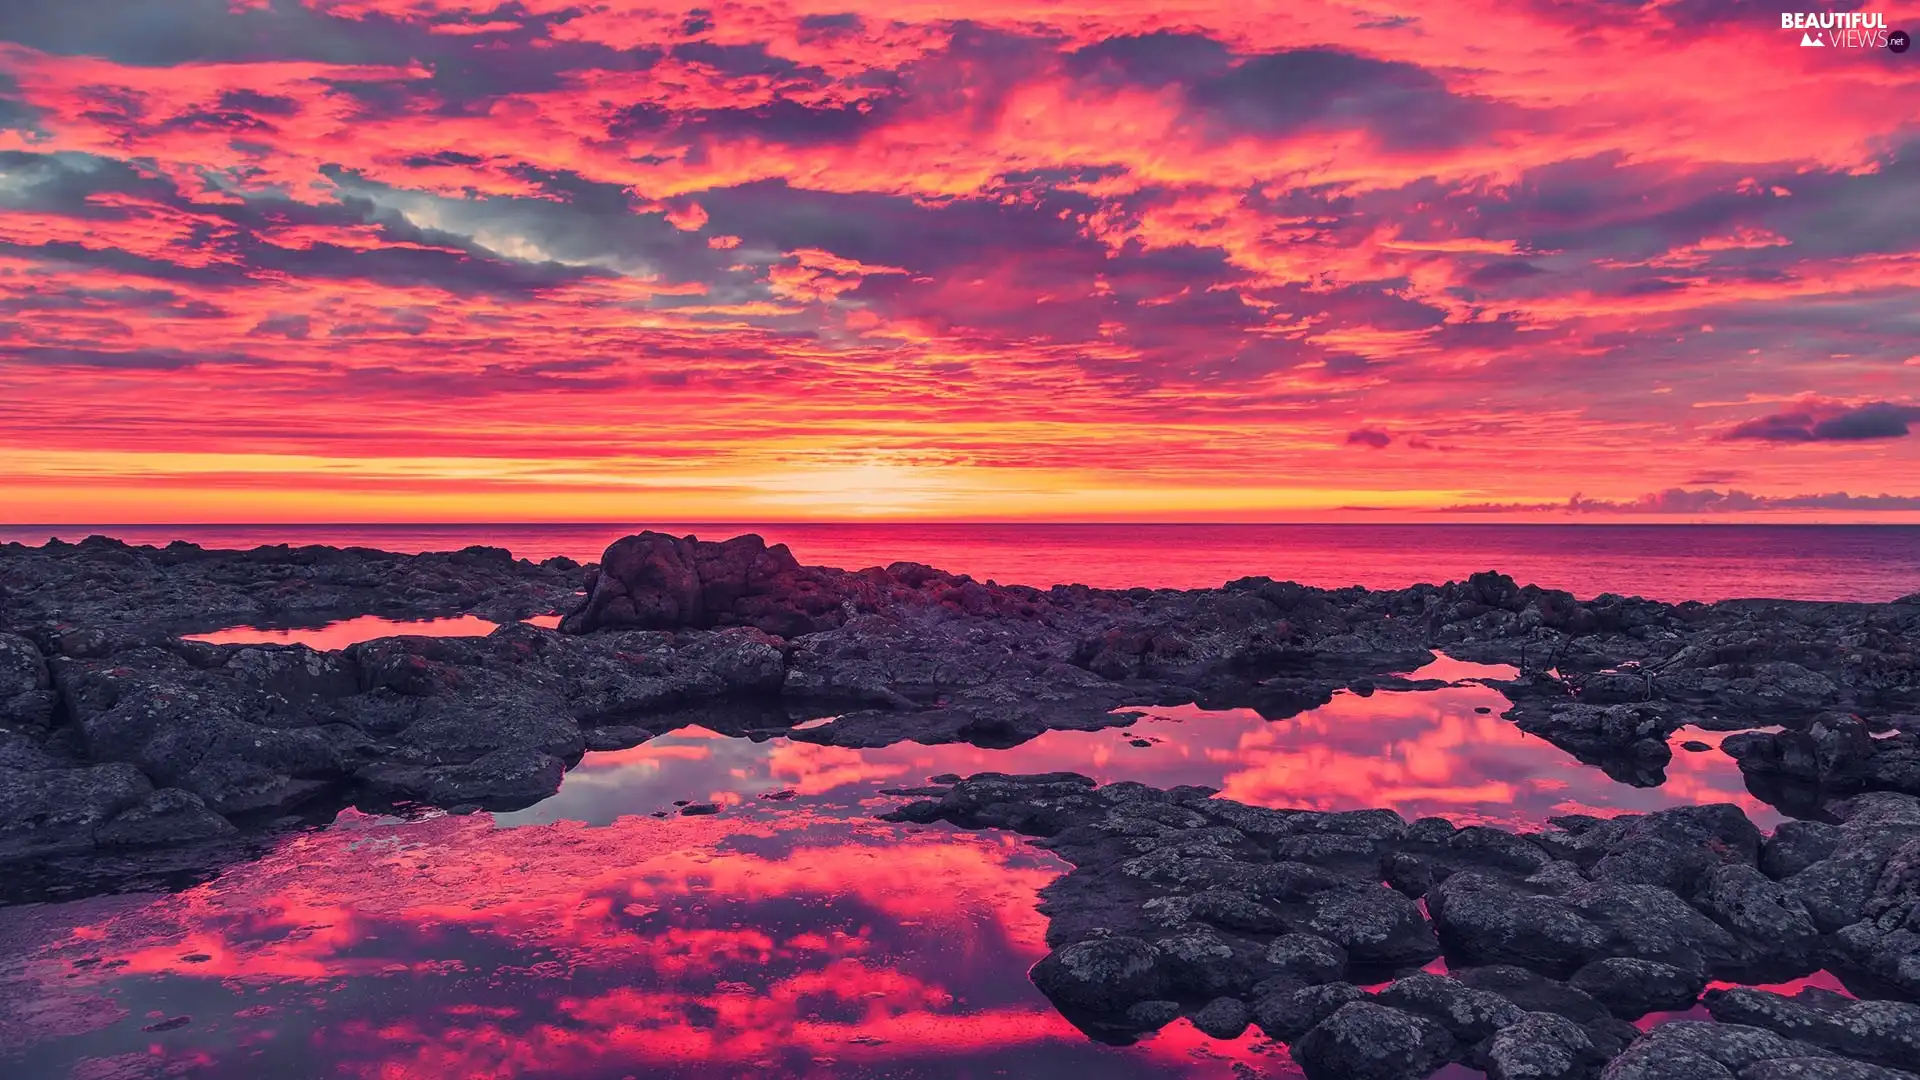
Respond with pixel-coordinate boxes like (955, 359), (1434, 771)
(5, 522), (1918, 602)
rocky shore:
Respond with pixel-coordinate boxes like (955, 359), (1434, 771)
(887, 771), (1920, 1079)
(3, 530), (1920, 1074)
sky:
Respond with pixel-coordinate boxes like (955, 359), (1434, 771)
(0, 0), (1917, 523)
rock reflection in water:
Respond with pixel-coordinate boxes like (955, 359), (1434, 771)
(0, 810), (1304, 1079)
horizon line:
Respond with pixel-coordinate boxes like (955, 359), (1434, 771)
(7, 520), (1920, 529)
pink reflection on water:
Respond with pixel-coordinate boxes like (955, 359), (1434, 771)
(183, 612), (563, 649)
(184, 613), (503, 649)
(0, 810), (1288, 1079)
(512, 679), (1778, 834)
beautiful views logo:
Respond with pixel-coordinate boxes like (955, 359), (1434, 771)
(1782, 10), (1895, 48)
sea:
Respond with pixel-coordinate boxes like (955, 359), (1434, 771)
(4, 522), (1918, 602)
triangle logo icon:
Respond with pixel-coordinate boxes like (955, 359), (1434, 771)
(1801, 30), (1824, 45)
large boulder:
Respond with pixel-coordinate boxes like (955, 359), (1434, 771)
(561, 532), (849, 636)
(1029, 936), (1166, 1013)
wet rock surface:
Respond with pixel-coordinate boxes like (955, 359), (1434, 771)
(886, 771), (1920, 1079)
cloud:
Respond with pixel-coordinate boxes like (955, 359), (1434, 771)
(1723, 401), (1920, 443)
(1442, 488), (1920, 513)
(1345, 428), (1392, 448)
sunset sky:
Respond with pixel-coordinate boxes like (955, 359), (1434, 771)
(1, 0), (1917, 522)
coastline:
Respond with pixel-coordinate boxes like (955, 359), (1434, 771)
(4, 529), (1920, 1079)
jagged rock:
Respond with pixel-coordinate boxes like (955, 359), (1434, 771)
(1292, 1001), (1455, 1080)
(1695, 864), (1819, 954)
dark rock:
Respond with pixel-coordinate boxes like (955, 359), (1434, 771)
(1568, 957), (1706, 1018)
(1694, 863), (1819, 955)
(0, 763), (151, 859)
(1253, 982), (1365, 1041)
(1485, 1011), (1603, 1080)
(1305, 885), (1439, 965)
(1375, 972), (1527, 1040)
(1703, 987), (1920, 1071)
(1262, 933), (1349, 984)
(357, 748), (565, 811)
(1453, 966), (1614, 1025)
(1030, 937), (1166, 1013)
(1764, 822), (1844, 881)
(1122, 999), (1182, 1032)
(1292, 1001), (1455, 1080)
(0, 632), (56, 727)
(1189, 996), (1252, 1039)
(1600, 1021), (1834, 1080)
(94, 789), (236, 849)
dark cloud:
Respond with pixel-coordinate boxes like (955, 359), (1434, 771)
(1185, 49), (1509, 150)
(251, 314), (312, 340)
(1346, 428), (1392, 448)
(1723, 401), (1920, 442)
(1065, 31), (1234, 87)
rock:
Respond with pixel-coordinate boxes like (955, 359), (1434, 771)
(1305, 885), (1439, 965)
(0, 763), (152, 859)
(1486, 1011), (1602, 1080)
(1741, 1060), (1920, 1080)
(1569, 957), (1706, 1017)
(1029, 937), (1166, 1013)
(1123, 999), (1182, 1032)
(94, 788), (236, 848)
(1376, 972), (1527, 1040)
(1253, 982), (1365, 1041)
(1428, 873), (1607, 973)
(0, 633), (56, 727)
(1454, 965), (1613, 1021)
(1764, 822), (1844, 880)
(1600, 1021), (1833, 1080)
(357, 748), (565, 811)
(1694, 863), (1819, 955)
(1263, 934), (1349, 984)
(1703, 987), (1920, 1071)
(1189, 996), (1252, 1039)
(1292, 1001), (1455, 1080)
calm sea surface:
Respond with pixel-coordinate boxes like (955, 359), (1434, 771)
(5, 522), (1918, 602)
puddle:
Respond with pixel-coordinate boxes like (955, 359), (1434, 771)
(0, 809), (1301, 1079)
(182, 612), (563, 649)
(513, 679), (1778, 833)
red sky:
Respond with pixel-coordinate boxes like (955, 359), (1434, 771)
(1, 0), (1917, 522)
